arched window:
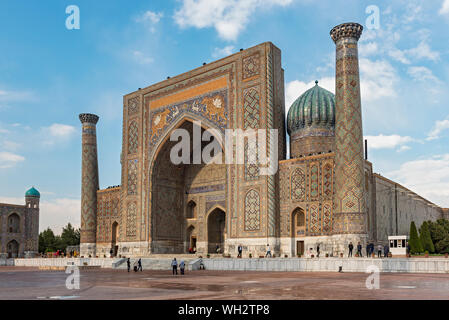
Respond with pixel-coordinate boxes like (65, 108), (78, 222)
(187, 200), (196, 219)
(8, 213), (20, 233)
(291, 207), (305, 237)
(296, 210), (305, 227)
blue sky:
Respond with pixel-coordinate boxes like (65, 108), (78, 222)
(0, 0), (448, 233)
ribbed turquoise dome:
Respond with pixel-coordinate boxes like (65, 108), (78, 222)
(25, 187), (40, 198)
(287, 81), (335, 136)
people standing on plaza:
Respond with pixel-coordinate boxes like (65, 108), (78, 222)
(265, 244), (272, 258)
(180, 260), (185, 275)
(127, 258), (131, 272)
(348, 242), (353, 257)
(316, 245), (320, 258)
(356, 242), (362, 257)
(110, 248), (113, 258)
(377, 244), (382, 258)
(171, 258), (178, 275)
(366, 243), (370, 257)
(138, 258), (142, 271)
(238, 245), (242, 258)
(384, 244), (389, 258)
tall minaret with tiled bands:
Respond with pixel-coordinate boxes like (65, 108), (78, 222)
(79, 113), (100, 257)
(330, 23), (367, 247)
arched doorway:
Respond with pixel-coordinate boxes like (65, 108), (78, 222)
(7, 240), (19, 258)
(111, 222), (119, 257)
(291, 208), (305, 256)
(8, 213), (20, 233)
(207, 208), (225, 254)
(186, 225), (196, 253)
(150, 119), (225, 254)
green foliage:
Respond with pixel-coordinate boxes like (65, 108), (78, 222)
(409, 221), (423, 254)
(428, 219), (449, 254)
(38, 223), (80, 253)
(419, 221), (435, 253)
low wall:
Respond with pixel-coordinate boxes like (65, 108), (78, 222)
(14, 258), (122, 268)
(0, 258), (14, 266)
(199, 257), (449, 273)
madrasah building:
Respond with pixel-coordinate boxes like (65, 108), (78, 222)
(78, 22), (448, 258)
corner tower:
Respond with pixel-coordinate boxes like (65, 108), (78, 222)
(330, 23), (367, 249)
(79, 113), (100, 257)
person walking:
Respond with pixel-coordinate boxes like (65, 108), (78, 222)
(171, 258), (178, 275)
(377, 244), (382, 258)
(265, 244), (272, 258)
(348, 242), (354, 258)
(356, 242), (363, 257)
(238, 245), (242, 258)
(127, 258), (131, 272)
(316, 245), (320, 258)
(138, 258), (142, 271)
(180, 260), (185, 275)
(384, 244), (389, 258)
(366, 243), (370, 257)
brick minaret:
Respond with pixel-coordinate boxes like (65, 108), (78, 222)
(330, 23), (367, 250)
(79, 113), (99, 257)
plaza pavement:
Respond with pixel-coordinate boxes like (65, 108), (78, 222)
(1, 267), (449, 300)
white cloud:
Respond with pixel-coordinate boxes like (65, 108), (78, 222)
(388, 48), (411, 64)
(1, 140), (21, 151)
(135, 10), (163, 33)
(0, 151), (25, 169)
(39, 198), (81, 234)
(40, 124), (76, 146)
(173, 0), (293, 41)
(0, 196), (80, 234)
(407, 66), (439, 82)
(406, 41), (440, 62)
(427, 119), (449, 140)
(388, 154), (449, 207)
(359, 58), (398, 101)
(365, 134), (414, 150)
(132, 50), (154, 65)
(359, 42), (379, 57)
(439, 0), (449, 15)
(212, 45), (235, 59)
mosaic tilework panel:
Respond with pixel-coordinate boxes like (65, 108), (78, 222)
(127, 159), (138, 195)
(244, 189), (260, 231)
(322, 201), (332, 233)
(245, 141), (259, 180)
(242, 53), (260, 80)
(150, 89), (228, 149)
(243, 88), (260, 129)
(128, 120), (138, 154)
(128, 96), (140, 116)
(291, 168), (305, 202)
(126, 202), (137, 237)
(309, 163), (319, 200)
(322, 163), (333, 199)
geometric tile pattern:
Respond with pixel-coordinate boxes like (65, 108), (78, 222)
(242, 53), (260, 80)
(245, 140), (259, 180)
(127, 159), (138, 195)
(128, 120), (138, 154)
(291, 168), (305, 202)
(309, 163), (319, 200)
(309, 204), (320, 234)
(126, 202), (137, 237)
(244, 189), (260, 231)
(128, 96), (140, 116)
(243, 88), (260, 129)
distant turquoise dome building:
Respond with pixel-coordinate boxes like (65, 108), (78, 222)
(287, 81), (336, 158)
(25, 187), (40, 198)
